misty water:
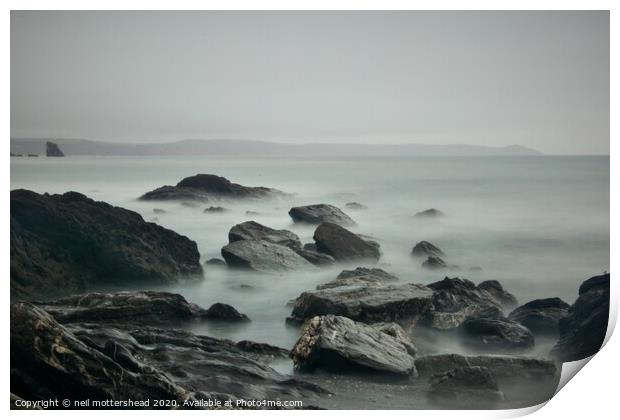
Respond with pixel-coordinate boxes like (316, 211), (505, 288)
(10, 155), (609, 408)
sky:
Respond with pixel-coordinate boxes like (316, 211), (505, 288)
(10, 11), (609, 154)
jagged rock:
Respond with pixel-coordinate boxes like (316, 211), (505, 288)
(478, 280), (519, 309)
(228, 221), (302, 250)
(428, 367), (504, 403)
(460, 317), (535, 354)
(11, 302), (325, 406)
(204, 258), (226, 266)
(290, 315), (416, 376)
(139, 174), (287, 202)
(204, 206), (229, 213)
(345, 202), (367, 210)
(10, 190), (203, 300)
(46, 141), (65, 157)
(415, 354), (557, 379)
(288, 283), (434, 324)
(411, 241), (445, 259)
(423, 277), (504, 329)
(317, 267), (398, 289)
(289, 204), (355, 226)
(221, 239), (315, 272)
(508, 298), (569, 335)
(551, 273), (610, 362)
(204, 303), (250, 322)
(415, 208), (444, 218)
(295, 249), (336, 266)
(313, 222), (380, 262)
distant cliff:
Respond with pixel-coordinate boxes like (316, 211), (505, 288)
(11, 138), (543, 157)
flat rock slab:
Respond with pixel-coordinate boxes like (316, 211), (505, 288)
(221, 239), (315, 272)
(289, 283), (434, 324)
(313, 222), (381, 262)
(289, 204), (355, 226)
(290, 315), (416, 376)
(228, 221), (302, 250)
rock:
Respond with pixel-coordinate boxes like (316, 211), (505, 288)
(11, 302), (325, 406)
(422, 256), (449, 270)
(313, 222), (380, 262)
(139, 174), (287, 202)
(295, 249), (336, 266)
(204, 303), (250, 321)
(290, 315), (416, 376)
(428, 367), (504, 403)
(317, 267), (398, 289)
(508, 298), (570, 335)
(551, 273), (610, 362)
(303, 243), (317, 251)
(245, 210), (261, 216)
(414, 208), (444, 218)
(423, 277), (504, 329)
(228, 221), (302, 250)
(289, 204), (355, 226)
(46, 141), (65, 157)
(371, 322), (418, 356)
(10, 190), (203, 300)
(153, 208), (167, 214)
(416, 354), (557, 379)
(478, 280), (519, 309)
(235, 341), (288, 358)
(411, 241), (445, 259)
(205, 258), (226, 266)
(460, 317), (535, 354)
(345, 202), (367, 210)
(221, 239), (315, 273)
(288, 283), (434, 324)
(204, 206), (229, 213)
(36, 291), (210, 324)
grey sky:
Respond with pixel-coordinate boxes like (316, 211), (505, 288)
(11, 11), (609, 154)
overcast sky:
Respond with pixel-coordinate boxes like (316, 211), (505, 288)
(11, 11), (609, 154)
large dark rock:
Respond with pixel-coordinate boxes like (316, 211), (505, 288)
(411, 241), (445, 259)
(478, 280), (519, 309)
(139, 174), (287, 202)
(423, 277), (504, 329)
(288, 283), (434, 324)
(460, 317), (535, 354)
(508, 298), (570, 335)
(221, 239), (315, 273)
(295, 249), (336, 266)
(204, 303), (250, 322)
(289, 204), (355, 226)
(428, 367), (504, 403)
(10, 190), (203, 300)
(290, 315), (416, 376)
(11, 302), (325, 407)
(422, 256), (450, 270)
(416, 354), (557, 379)
(313, 222), (380, 262)
(551, 273), (610, 362)
(228, 221), (302, 250)
(46, 141), (65, 157)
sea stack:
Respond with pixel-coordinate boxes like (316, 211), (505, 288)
(46, 141), (65, 157)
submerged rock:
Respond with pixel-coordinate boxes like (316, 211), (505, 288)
(139, 174), (287, 202)
(428, 367), (504, 403)
(204, 303), (250, 322)
(313, 222), (381, 262)
(414, 208), (444, 218)
(460, 317), (535, 354)
(551, 273), (610, 362)
(478, 280), (519, 309)
(411, 241), (445, 259)
(10, 189), (203, 300)
(289, 204), (355, 226)
(204, 206), (229, 213)
(153, 208), (167, 214)
(508, 298), (570, 335)
(204, 258), (226, 266)
(221, 239), (315, 273)
(228, 221), (302, 250)
(46, 141), (65, 157)
(345, 202), (367, 210)
(290, 315), (416, 376)
(422, 256), (450, 270)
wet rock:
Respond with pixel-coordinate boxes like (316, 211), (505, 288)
(288, 283), (433, 324)
(228, 221), (302, 250)
(11, 302), (325, 406)
(46, 141), (65, 157)
(139, 174), (288, 202)
(460, 317), (535, 354)
(221, 239), (315, 273)
(295, 249), (336, 266)
(411, 241), (445, 259)
(428, 367), (504, 403)
(551, 273), (610, 362)
(414, 208), (444, 218)
(290, 315), (416, 376)
(478, 280), (519, 309)
(345, 202), (367, 210)
(317, 267), (398, 289)
(313, 222), (381, 262)
(204, 206), (229, 213)
(371, 322), (418, 356)
(235, 341), (288, 358)
(415, 354), (557, 379)
(204, 258), (226, 266)
(10, 190), (203, 300)
(422, 256), (450, 270)
(204, 303), (250, 322)
(289, 204), (355, 226)
(508, 298), (570, 335)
